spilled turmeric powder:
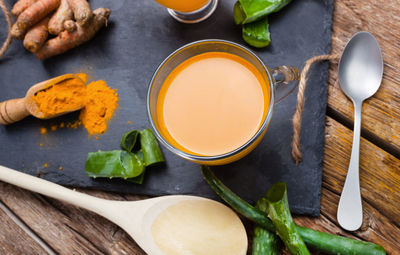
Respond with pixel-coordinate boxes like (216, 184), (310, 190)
(66, 120), (81, 129)
(34, 73), (118, 135)
(80, 80), (119, 135)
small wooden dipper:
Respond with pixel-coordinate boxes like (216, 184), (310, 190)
(0, 74), (85, 125)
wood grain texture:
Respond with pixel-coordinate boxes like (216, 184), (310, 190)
(328, 0), (400, 152)
(294, 117), (400, 254)
(0, 202), (48, 255)
(0, 182), (146, 255)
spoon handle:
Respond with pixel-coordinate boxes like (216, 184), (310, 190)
(0, 165), (114, 216)
(337, 101), (363, 231)
(0, 98), (30, 125)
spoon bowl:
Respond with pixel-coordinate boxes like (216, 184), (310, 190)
(0, 165), (248, 255)
(338, 32), (383, 102)
(337, 31), (383, 231)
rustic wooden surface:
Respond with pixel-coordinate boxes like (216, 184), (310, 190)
(1, 0), (400, 254)
(327, 0), (400, 156)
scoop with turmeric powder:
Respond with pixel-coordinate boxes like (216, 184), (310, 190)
(33, 73), (88, 118)
(0, 74), (86, 125)
(0, 73), (119, 136)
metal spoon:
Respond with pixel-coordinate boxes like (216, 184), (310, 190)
(337, 31), (383, 231)
(0, 165), (248, 254)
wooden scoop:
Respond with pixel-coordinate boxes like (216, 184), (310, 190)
(0, 165), (248, 255)
(0, 74), (85, 125)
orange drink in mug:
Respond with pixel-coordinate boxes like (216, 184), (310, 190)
(154, 0), (218, 23)
(147, 40), (299, 165)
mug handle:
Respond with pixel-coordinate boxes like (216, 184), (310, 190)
(271, 66), (300, 103)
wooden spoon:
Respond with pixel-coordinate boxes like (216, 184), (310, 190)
(0, 74), (85, 125)
(0, 165), (248, 255)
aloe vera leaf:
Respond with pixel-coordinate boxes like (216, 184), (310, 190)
(201, 166), (387, 255)
(243, 17), (270, 48)
(253, 197), (281, 255)
(85, 150), (124, 178)
(120, 151), (145, 178)
(234, 0), (292, 24)
(120, 130), (139, 152)
(127, 150), (146, 184)
(127, 171), (145, 184)
(234, 1), (247, 25)
(85, 150), (144, 179)
(139, 129), (165, 167)
(265, 182), (310, 255)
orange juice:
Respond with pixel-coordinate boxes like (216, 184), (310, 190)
(156, 52), (270, 156)
(154, 0), (209, 12)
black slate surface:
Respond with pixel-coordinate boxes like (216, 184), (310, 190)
(0, 0), (333, 216)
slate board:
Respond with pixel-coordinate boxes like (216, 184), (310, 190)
(0, 0), (333, 216)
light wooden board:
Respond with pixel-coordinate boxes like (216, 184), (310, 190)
(295, 117), (400, 254)
(0, 201), (48, 254)
(328, 0), (400, 153)
(0, 182), (146, 254)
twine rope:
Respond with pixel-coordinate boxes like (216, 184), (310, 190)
(291, 54), (340, 164)
(0, 0), (12, 59)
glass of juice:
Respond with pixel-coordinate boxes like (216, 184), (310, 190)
(154, 0), (218, 23)
(147, 40), (299, 165)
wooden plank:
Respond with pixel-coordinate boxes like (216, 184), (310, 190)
(0, 182), (146, 255)
(0, 201), (49, 254)
(294, 116), (400, 254)
(327, 0), (400, 152)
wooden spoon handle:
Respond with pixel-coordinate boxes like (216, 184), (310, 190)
(0, 165), (114, 216)
(0, 98), (30, 125)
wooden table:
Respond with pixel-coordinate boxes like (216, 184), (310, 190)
(1, 0), (400, 254)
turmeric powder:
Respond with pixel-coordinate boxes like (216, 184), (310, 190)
(79, 80), (118, 135)
(33, 73), (118, 135)
(76, 72), (88, 83)
(33, 75), (86, 118)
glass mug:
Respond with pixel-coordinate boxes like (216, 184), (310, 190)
(147, 40), (299, 165)
(154, 0), (218, 23)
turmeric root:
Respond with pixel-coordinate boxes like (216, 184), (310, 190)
(48, 0), (73, 35)
(11, 0), (60, 40)
(67, 0), (92, 27)
(23, 17), (50, 52)
(11, 0), (38, 17)
(35, 8), (111, 60)
(63, 19), (76, 32)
